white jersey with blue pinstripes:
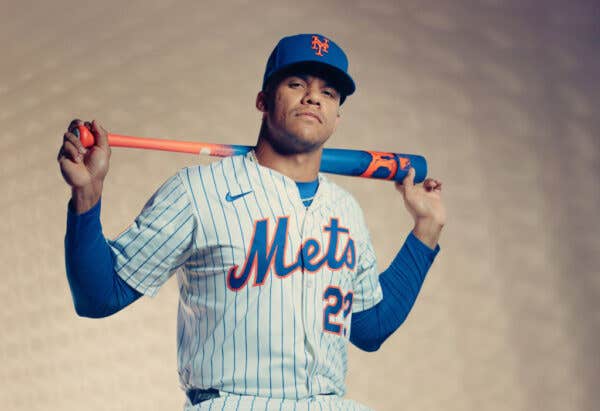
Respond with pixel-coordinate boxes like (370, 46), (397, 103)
(108, 150), (383, 410)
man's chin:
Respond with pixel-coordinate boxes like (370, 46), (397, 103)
(270, 133), (327, 155)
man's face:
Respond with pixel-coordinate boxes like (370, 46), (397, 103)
(257, 73), (342, 154)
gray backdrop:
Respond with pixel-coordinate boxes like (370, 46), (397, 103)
(1, 0), (599, 410)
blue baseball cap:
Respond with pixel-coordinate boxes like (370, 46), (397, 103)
(262, 34), (356, 104)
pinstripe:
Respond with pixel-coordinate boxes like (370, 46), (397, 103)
(184, 168), (213, 388)
(316, 207), (329, 395)
(112, 189), (184, 262)
(112, 180), (181, 245)
(253, 161), (277, 396)
(199, 269), (209, 387)
(241, 157), (265, 395)
(186, 168), (215, 387)
(122, 209), (191, 286)
(266, 169), (297, 400)
(177, 281), (187, 373)
(208, 165), (233, 391)
(217, 160), (246, 393)
(302, 214), (311, 398)
(231, 157), (255, 393)
(139, 224), (194, 290)
(197, 167), (224, 389)
(114, 194), (186, 271)
(277, 174), (303, 399)
(115, 190), (186, 273)
(281, 175), (308, 397)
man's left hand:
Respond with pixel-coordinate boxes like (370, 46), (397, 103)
(395, 168), (446, 249)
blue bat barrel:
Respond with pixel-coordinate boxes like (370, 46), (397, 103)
(320, 148), (427, 183)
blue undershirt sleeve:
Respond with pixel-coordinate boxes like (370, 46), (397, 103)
(65, 199), (142, 318)
(349, 232), (440, 352)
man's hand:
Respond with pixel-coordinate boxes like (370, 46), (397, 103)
(395, 167), (446, 249)
(57, 119), (111, 214)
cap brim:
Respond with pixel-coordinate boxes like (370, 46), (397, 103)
(263, 61), (355, 99)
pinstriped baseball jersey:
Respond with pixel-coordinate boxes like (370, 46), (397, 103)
(108, 150), (382, 409)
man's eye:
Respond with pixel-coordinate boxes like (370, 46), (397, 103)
(289, 82), (303, 88)
(323, 89), (337, 98)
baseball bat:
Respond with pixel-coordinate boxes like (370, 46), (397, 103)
(76, 125), (427, 183)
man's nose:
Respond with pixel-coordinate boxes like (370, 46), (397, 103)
(301, 85), (321, 106)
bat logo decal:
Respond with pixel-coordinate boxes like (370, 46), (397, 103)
(360, 152), (411, 180)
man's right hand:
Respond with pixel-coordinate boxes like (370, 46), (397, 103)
(58, 119), (111, 214)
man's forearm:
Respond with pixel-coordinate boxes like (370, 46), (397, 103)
(65, 199), (141, 317)
(71, 182), (103, 214)
(350, 232), (440, 351)
(412, 217), (443, 250)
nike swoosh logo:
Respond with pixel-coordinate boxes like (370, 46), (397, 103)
(225, 191), (253, 202)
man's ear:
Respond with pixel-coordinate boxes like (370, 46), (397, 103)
(256, 91), (268, 112)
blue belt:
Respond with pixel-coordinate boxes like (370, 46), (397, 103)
(187, 388), (220, 405)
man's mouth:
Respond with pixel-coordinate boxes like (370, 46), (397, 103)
(296, 111), (322, 123)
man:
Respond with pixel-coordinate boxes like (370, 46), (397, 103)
(58, 34), (445, 410)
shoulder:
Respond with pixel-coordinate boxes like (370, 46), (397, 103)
(175, 155), (247, 184)
(172, 155), (252, 205)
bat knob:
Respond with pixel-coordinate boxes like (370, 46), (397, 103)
(76, 125), (95, 148)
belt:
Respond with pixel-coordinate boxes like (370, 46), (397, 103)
(186, 388), (220, 405)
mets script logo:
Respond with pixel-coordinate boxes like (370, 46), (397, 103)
(311, 35), (329, 56)
(227, 217), (356, 291)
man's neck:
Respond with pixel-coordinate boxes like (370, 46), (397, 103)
(254, 135), (323, 182)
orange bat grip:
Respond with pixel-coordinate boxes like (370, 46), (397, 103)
(109, 134), (203, 154)
(77, 126), (246, 157)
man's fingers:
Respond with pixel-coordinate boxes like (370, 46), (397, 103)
(59, 139), (84, 163)
(402, 167), (415, 187)
(397, 176), (443, 196)
(423, 178), (443, 192)
(66, 119), (108, 150)
(63, 131), (87, 155)
(68, 118), (84, 133)
(424, 179), (435, 191)
(394, 181), (405, 195)
(90, 120), (109, 149)
(396, 168), (416, 197)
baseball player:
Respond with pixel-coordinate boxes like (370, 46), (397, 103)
(58, 34), (445, 410)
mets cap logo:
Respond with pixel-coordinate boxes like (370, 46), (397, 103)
(311, 35), (329, 56)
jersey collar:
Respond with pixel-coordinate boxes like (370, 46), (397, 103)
(241, 150), (332, 211)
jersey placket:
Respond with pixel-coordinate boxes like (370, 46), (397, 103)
(298, 178), (331, 397)
(274, 173), (312, 400)
(255, 162), (315, 399)
(276, 176), (316, 398)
